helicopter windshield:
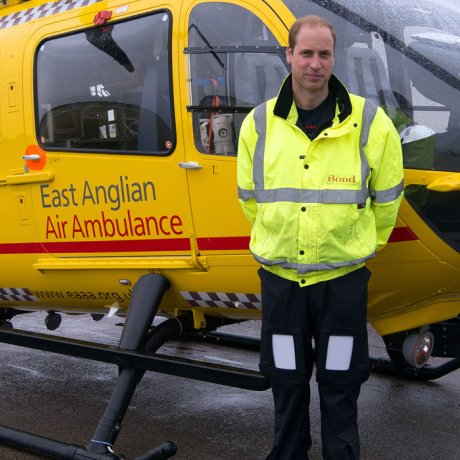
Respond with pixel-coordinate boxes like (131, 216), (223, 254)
(283, 0), (460, 251)
(284, 0), (460, 172)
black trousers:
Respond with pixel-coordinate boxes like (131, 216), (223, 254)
(259, 267), (371, 460)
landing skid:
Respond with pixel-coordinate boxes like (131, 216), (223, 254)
(0, 274), (267, 460)
(0, 425), (176, 460)
(188, 330), (460, 381)
(369, 356), (460, 381)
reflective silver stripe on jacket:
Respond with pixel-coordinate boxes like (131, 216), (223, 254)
(252, 252), (375, 274)
(238, 186), (255, 201)
(254, 99), (375, 203)
(252, 102), (268, 194)
(372, 179), (404, 203)
(238, 99), (392, 273)
(251, 187), (369, 204)
(238, 99), (388, 204)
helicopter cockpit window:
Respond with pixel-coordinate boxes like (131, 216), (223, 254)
(187, 3), (288, 155)
(36, 12), (174, 155)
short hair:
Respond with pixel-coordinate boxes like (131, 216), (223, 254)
(288, 15), (336, 51)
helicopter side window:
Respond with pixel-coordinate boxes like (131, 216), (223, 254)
(35, 11), (174, 155)
(186, 2), (289, 156)
(399, 27), (460, 173)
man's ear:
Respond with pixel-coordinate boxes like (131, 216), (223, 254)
(286, 47), (293, 64)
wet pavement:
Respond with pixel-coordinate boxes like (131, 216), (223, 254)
(0, 312), (459, 460)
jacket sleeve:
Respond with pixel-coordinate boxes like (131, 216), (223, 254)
(368, 107), (404, 250)
(237, 112), (257, 225)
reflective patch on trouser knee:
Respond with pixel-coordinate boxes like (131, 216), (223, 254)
(272, 334), (296, 370)
(325, 336), (354, 370)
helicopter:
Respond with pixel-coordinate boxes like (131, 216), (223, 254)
(0, 0), (459, 458)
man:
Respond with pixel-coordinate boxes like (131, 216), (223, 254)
(237, 15), (403, 460)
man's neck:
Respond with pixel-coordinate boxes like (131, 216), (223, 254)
(293, 86), (329, 110)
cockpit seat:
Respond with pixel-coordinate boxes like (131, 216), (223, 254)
(333, 46), (399, 112)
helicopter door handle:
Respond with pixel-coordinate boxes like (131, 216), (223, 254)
(22, 154), (41, 161)
(179, 161), (202, 170)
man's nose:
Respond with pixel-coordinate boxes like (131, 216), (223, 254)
(310, 54), (322, 69)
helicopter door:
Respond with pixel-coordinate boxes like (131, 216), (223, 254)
(25, 9), (195, 261)
(180, 1), (289, 255)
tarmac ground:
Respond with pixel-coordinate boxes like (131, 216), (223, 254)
(0, 311), (459, 460)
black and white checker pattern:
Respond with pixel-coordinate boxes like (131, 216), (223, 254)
(0, 0), (102, 30)
(0, 287), (39, 302)
(180, 291), (261, 310)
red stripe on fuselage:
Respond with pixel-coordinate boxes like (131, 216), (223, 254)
(0, 238), (191, 254)
(197, 236), (250, 250)
(0, 228), (415, 255)
(388, 226), (418, 243)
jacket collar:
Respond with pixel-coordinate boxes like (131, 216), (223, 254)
(273, 73), (352, 123)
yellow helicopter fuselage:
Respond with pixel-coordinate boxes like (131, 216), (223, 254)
(0, 0), (459, 339)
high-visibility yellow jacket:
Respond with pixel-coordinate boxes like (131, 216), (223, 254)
(237, 74), (404, 287)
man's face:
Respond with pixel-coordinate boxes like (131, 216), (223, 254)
(286, 24), (334, 98)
